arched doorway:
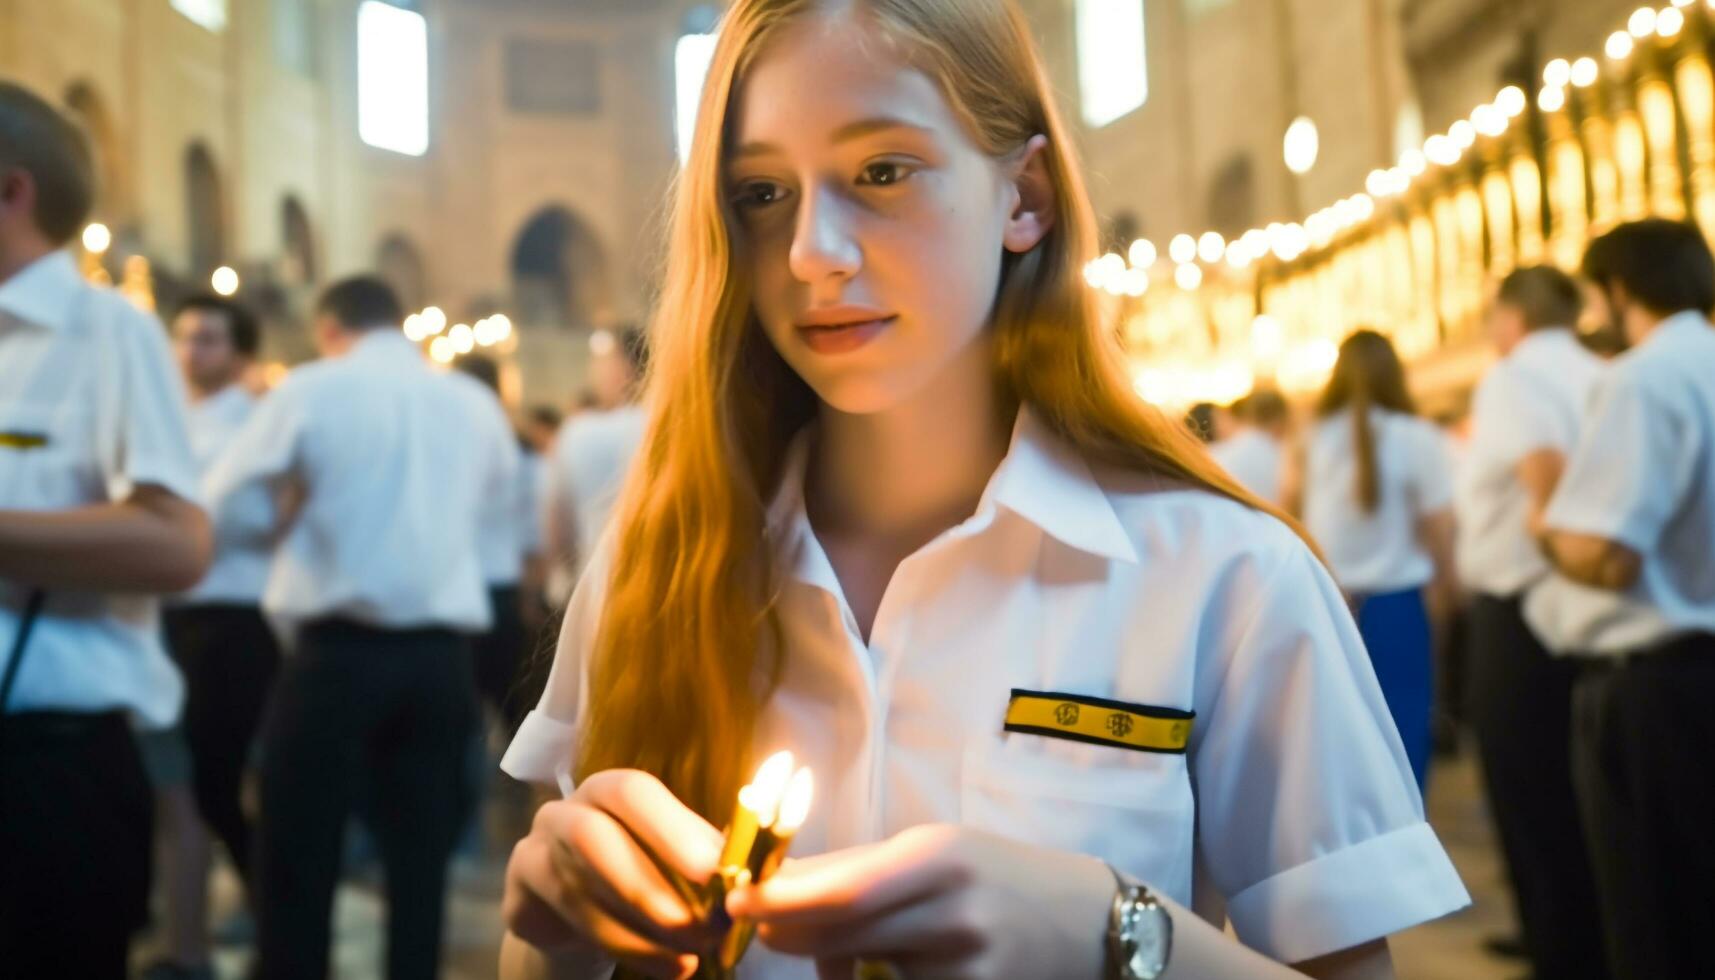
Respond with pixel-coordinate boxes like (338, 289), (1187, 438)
(184, 142), (226, 276)
(376, 233), (428, 311)
(281, 195), (316, 286)
(63, 81), (125, 220)
(509, 205), (610, 329)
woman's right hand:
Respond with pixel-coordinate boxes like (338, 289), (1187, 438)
(503, 769), (725, 980)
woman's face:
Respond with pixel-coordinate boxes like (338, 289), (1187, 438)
(725, 11), (1033, 415)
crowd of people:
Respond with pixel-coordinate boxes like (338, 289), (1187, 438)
(2, 0), (1714, 976)
(1193, 220), (1715, 980)
(0, 81), (647, 979)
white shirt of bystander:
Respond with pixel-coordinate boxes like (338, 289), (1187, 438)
(1527, 312), (1715, 655)
(1209, 428), (1283, 504)
(1303, 408), (1454, 595)
(1455, 329), (1604, 597)
(204, 330), (518, 633)
(0, 251), (199, 726)
(542, 404), (646, 599)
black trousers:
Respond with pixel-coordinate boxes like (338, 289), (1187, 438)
(253, 618), (478, 980)
(0, 710), (153, 979)
(1466, 593), (1609, 979)
(164, 603), (281, 889)
(1571, 634), (1715, 980)
(473, 584), (530, 732)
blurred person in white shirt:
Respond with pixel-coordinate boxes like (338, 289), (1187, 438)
(0, 80), (210, 977)
(1210, 388), (1289, 505)
(1456, 266), (1609, 980)
(205, 276), (516, 980)
(541, 326), (647, 604)
(1530, 220), (1715, 980)
(1290, 330), (1458, 790)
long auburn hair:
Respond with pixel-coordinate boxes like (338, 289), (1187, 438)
(576, 0), (1310, 818)
(1315, 329), (1416, 513)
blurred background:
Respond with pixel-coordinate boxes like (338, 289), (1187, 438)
(4, 0), (1704, 977)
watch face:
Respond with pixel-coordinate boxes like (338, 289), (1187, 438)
(1123, 899), (1170, 978)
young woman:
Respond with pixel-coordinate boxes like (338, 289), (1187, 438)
(499, 3), (1468, 978)
(1288, 331), (1458, 791)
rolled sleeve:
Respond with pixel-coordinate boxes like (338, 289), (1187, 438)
(1226, 822), (1467, 963)
(499, 537), (611, 797)
(1193, 538), (1470, 961)
(501, 709), (579, 798)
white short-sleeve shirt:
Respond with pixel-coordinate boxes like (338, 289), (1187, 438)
(1525, 312), (1715, 655)
(0, 251), (200, 727)
(1209, 428), (1283, 504)
(177, 384), (273, 606)
(1304, 408), (1454, 594)
(503, 409), (1469, 969)
(1455, 330), (1605, 598)
(203, 331), (518, 632)
(542, 405), (646, 600)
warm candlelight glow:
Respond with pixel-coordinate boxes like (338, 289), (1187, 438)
(775, 768), (813, 836)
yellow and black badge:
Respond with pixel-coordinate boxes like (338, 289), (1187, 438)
(0, 431), (48, 450)
(1004, 689), (1193, 754)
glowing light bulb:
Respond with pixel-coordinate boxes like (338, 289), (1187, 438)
(81, 223), (112, 254)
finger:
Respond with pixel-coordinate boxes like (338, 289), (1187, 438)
(549, 804), (716, 947)
(578, 769), (724, 882)
(508, 833), (690, 973)
(755, 891), (981, 961)
(730, 830), (963, 926)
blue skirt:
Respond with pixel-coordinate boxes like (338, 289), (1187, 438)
(1353, 587), (1433, 791)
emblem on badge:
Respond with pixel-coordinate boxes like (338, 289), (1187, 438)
(1054, 702), (1081, 726)
(1107, 712), (1135, 738)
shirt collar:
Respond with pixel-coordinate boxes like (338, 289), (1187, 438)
(766, 406), (1139, 572)
(0, 251), (82, 330)
(1510, 326), (1579, 360)
(349, 327), (423, 362)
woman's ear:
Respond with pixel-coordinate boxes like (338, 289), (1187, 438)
(1003, 134), (1055, 255)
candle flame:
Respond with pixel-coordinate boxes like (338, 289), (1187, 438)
(747, 750), (796, 825)
(775, 768), (813, 835)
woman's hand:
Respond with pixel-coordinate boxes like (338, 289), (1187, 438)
(727, 824), (1114, 980)
(502, 769), (725, 979)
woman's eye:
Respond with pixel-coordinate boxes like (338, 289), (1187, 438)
(858, 162), (913, 187)
(732, 181), (788, 210)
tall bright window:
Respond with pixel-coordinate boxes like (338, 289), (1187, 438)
(675, 31), (719, 165)
(171, 0), (228, 32)
(1075, 0), (1148, 128)
(357, 1), (429, 156)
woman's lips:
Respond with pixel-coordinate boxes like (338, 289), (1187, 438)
(796, 315), (896, 355)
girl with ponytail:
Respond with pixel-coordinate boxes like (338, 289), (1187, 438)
(500, 5), (1467, 978)
(1296, 330), (1459, 790)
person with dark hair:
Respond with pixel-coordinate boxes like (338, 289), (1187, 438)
(1183, 401), (1217, 443)
(542, 327), (649, 604)
(0, 80), (211, 976)
(1291, 329), (1457, 789)
(204, 275), (517, 979)
(523, 404), (562, 455)
(1210, 388), (1290, 503)
(1524, 220), (1715, 980)
(134, 293), (281, 980)
(1455, 265), (1609, 980)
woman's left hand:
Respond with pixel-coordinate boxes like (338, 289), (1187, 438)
(725, 824), (1115, 980)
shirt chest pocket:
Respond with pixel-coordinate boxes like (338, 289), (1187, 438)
(0, 403), (102, 509)
(959, 731), (1197, 902)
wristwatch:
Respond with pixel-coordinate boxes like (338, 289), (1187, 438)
(1105, 865), (1172, 980)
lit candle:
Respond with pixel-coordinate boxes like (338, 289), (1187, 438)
(719, 768), (814, 968)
